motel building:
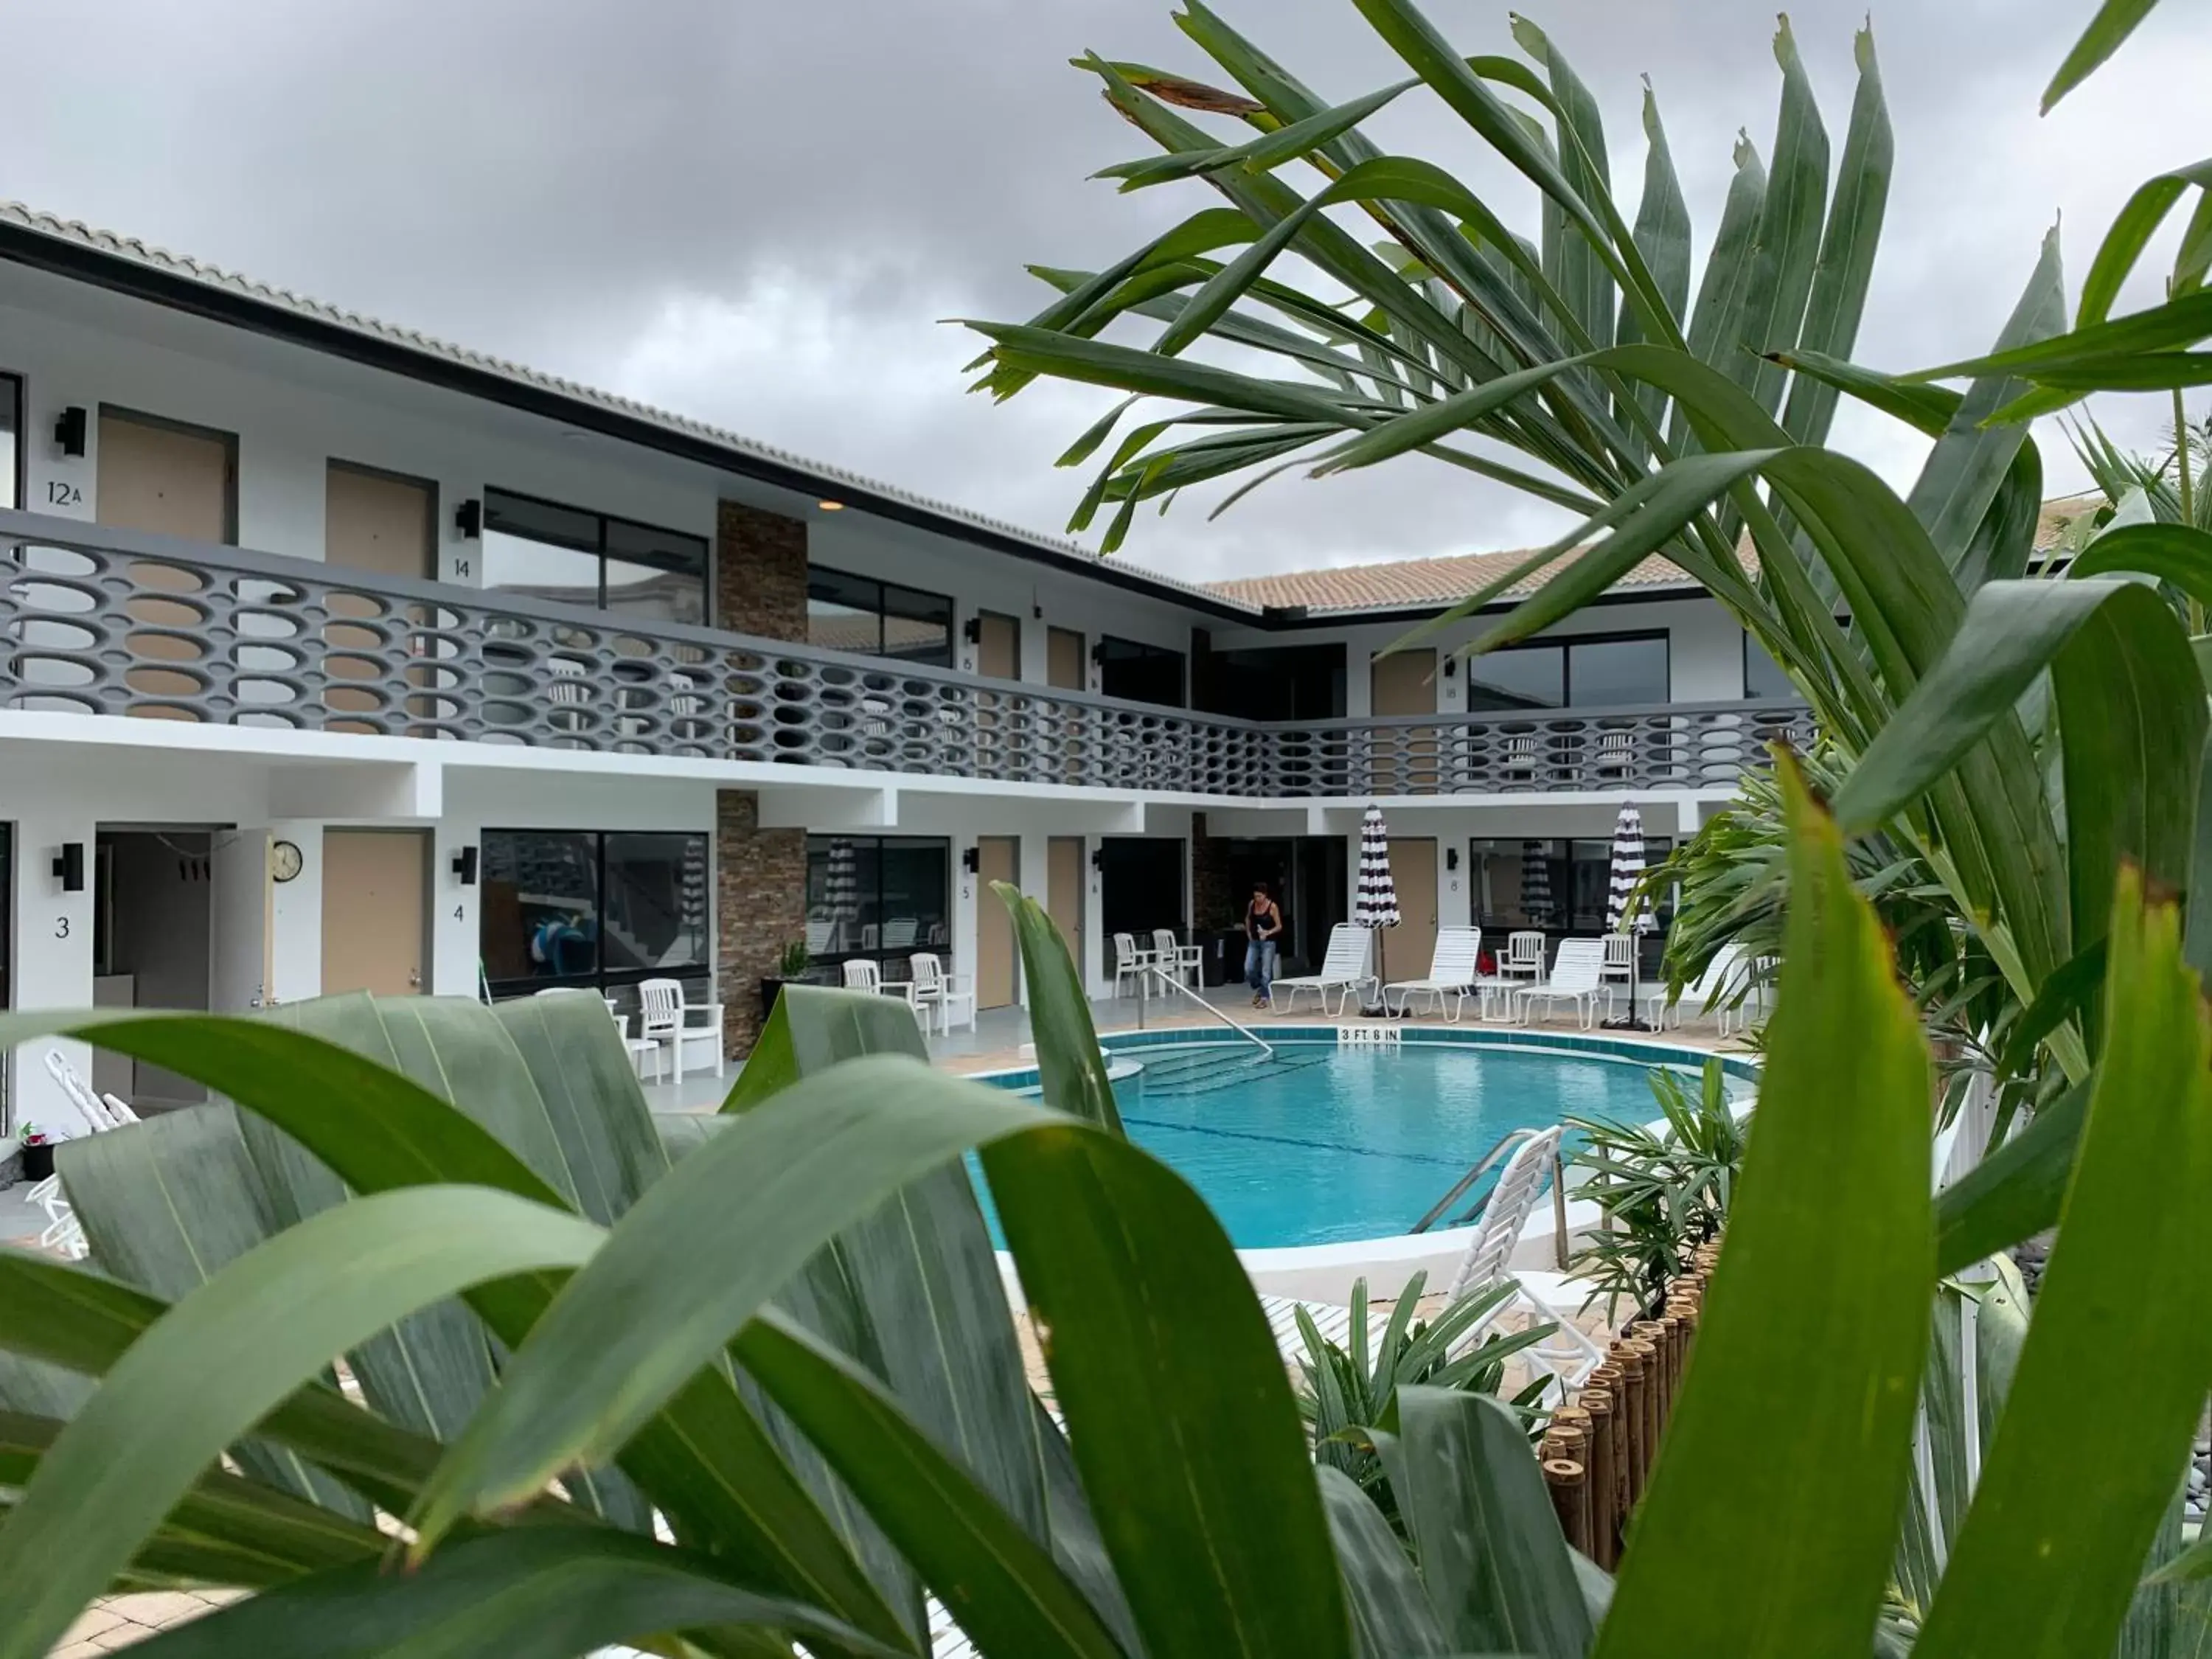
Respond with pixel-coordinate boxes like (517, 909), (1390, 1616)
(0, 201), (1881, 1149)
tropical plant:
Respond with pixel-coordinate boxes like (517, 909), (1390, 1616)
(1293, 1270), (1556, 1533)
(0, 764), (2207, 1655)
(778, 938), (813, 980)
(1564, 1057), (1745, 1324)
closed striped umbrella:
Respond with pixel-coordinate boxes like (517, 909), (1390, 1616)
(1356, 806), (1399, 1007)
(824, 838), (860, 951)
(1520, 841), (1556, 927)
(1606, 805), (1652, 933)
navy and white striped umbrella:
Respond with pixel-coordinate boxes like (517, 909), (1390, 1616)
(1606, 804), (1653, 934)
(823, 838), (861, 949)
(1519, 840), (1556, 927)
(1355, 806), (1401, 929)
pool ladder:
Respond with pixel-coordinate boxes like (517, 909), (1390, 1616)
(1131, 964), (1275, 1060)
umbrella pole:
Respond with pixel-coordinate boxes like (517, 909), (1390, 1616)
(1604, 931), (1654, 1032)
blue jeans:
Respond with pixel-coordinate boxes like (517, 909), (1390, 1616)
(1245, 939), (1278, 998)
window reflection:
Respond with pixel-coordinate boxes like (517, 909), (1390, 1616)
(804, 835), (950, 980)
(806, 566), (954, 667)
(480, 828), (711, 999)
(481, 489), (707, 625)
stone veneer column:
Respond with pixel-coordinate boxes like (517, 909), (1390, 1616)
(717, 788), (806, 1060)
(714, 501), (809, 1060)
(1191, 812), (1235, 934)
(714, 501), (809, 639)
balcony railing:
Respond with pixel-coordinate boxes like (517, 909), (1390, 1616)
(0, 509), (1812, 798)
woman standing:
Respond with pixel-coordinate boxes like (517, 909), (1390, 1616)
(1244, 881), (1284, 1008)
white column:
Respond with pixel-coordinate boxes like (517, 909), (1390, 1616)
(951, 832), (981, 995)
(429, 818), (481, 998)
(268, 821), (324, 1006)
(1016, 832), (1051, 1007)
(10, 807), (98, 1143)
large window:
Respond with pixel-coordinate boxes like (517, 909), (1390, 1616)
(1464, 633), (1669, 711)
(0, 372), (19, 509)
(807, 566), (954, 665)
(1468, 836), (1675, 936)
(804, 835), (952, 977)
(480, 829), (710, 1004)
(482, 488), (708, 625)
(1099, 635), (1186, 708)
(1744, 633), (1796, 699)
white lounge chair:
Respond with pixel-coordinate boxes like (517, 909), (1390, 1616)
(1270, 922), (1377, 1016)
(1443, 1124), (1605, 1402)
(909, 953), (975, 1035)
(1514, 938), (1609, 1029)
(30, 1049), (142, 1260)
(637, 977), (724, 1082)
(1151, 928), (1203, 991)
(1672, 944), (1748, 1032)
(1383, 926), (1484, 1022)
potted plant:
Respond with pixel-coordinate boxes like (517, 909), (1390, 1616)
(18, 1124), (60, 1184)
(759, 939), (813, 1019)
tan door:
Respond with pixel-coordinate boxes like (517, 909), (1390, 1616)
(1385, 837), (1439, 986)
(1046, 627), (1085, 691)
(325, 465), (436, 729)
(1046, 837), (1085, 973)
(977, 612), (1021, 679)
(1371, 648), (1439, 793)
(321, 831), (428, 997)
(975, 837), (1020, 1010)
(99, 411), (237, 713)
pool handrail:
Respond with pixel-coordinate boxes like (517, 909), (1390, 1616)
(1132, 964), (1276, 1060)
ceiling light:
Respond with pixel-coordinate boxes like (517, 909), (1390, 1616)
(817, 499), (846, 511)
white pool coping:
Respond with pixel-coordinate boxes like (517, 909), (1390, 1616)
(985, 1025), (1756, 1307)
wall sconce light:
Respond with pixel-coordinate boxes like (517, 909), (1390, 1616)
(53, 406), (87, 459)
(1091, 847), (1105, 872)
(1442, 656), (1458, 678)
(453, 499), (483, 539)
(1090, 641), (1107, 665)
(961, 846), (981, 874)
(1445, 847), (1460, 872)
(51, 842), (84, 893)
(451, 846), (479, 886)
(961, 616), (984, 645)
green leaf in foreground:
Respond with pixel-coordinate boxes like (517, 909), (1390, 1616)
(1915, 867), (2212, 1658)
(993, 879), (1124, 1133)
(119, 1526), (903, 1659)
(2042, 0), (2161, 112)
(1593, 752), (1933, 1659)
(0, 1187), (607, 1659)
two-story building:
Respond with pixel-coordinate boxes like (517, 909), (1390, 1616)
(0, 202), (1843, 1144)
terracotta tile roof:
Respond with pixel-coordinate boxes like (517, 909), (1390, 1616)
(1209, 492), (2109, 616)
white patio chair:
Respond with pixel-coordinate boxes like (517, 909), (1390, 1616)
(909, 953), (975, 1035)
(1111, 933), (1154, 998)
(637, 977), (724, 1082)
(883, 917), (919, 951)
(1151, 928), (1203, 990)
(1672, 944), (1750, 1032)
(805, 919), (835, 955)
(1600, 931), (1635, 1017)
(1383, 926), (1484, 1022)
(843, 957), (925, 1029)
(1442, 1125), (1605, 1402)
(1500, 930), (1548, 985)
(1270, 922), (1378, 1015)
(1515, 938), (1609, 1029)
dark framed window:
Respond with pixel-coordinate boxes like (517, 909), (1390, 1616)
(482, 487), (708, 625)
(1467, 836), (1675, 937)
(480, 829), (710, 1008)
(1744, 632), (1796, 699)
(1464, 631), (1670, 711)
(1098, 635), (1186, 708)
(0, 372), (21, 510)
(805, 835), (951, 978)
(0, 822), (10, 1133)
(806, 566), (955, 666)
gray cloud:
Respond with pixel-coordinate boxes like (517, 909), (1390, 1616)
(7, 0), (2210, 580)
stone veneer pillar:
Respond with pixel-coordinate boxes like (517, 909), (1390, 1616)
(1191, 812), (1235, 935)
(714, 501), (809, 639)
(717, 788), (806, 1060)
(714, 501), (809, 1060)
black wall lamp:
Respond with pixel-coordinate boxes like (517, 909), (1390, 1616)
(961, 846), (981, 874)
(53, 406), (87, 459)
(454, 499), (484, 540)
(451, 846), (479, 886)
(51, 842), (84, 892)
(1442, 656), (1458, 678)
(1445, 847), (1460, 872)
(1091, 847), (1105, 871)
(1090, 641), (1107, 664)
(961, 616), (984, 645)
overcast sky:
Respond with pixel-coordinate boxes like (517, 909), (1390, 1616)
(7, 1), (2209, 582)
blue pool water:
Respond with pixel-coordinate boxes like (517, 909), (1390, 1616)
(984, 1039), (1686, 1250)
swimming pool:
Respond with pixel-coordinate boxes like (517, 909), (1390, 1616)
(981, 1032), (1736, 1250)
